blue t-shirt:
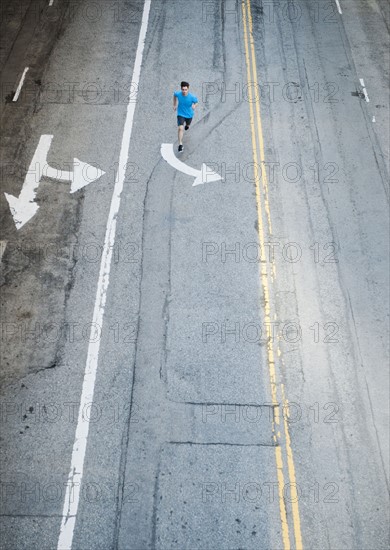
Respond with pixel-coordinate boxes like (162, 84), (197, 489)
(174, 91), (198, 118)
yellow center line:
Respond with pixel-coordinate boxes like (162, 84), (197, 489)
(241, 3), (290, 549)
(241, 1), (303, 549)
(245, 1), (273, 236)
(244, 0), (276, 283)
(281, 384), (304, 549)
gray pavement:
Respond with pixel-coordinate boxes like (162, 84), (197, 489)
(0, 1), (389, 549)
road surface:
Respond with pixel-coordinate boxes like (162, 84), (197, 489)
(0, 0), (389, 549)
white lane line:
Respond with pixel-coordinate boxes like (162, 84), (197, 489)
(12, 67), (29, 102)
(359, 78), (370, 102)
(372, 115), (376, 122)
(335, 0), (342, 14)
(49, 0), (54, 5)
(57, 1), (152, 549)
(0, 241), (7, 263)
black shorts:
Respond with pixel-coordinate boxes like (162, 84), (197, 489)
(177, 116), (192, 127)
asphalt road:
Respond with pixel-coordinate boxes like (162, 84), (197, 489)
(0, 0), (389, 549)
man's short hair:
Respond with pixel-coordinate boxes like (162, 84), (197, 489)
(181, 81), (189, 88)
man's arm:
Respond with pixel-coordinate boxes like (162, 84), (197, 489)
(173, 94), (178, 111)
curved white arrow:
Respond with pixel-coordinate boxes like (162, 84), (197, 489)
(161, 143), (222, 186)
(4, 135), (105, 229)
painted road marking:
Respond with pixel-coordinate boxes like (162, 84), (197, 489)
(241, 6), (289, 547)
(0, 241), (7, 263)
(242, 1), (303, 548)
(4, 135), (51, 229)
(161, 143), (222, 186)
(57, 1), (152, 549)
(335, 0), (342, 15)
(12, 67), (29, 102)
(4, 135), (105, 229)
(49, 0), (54, 5)
(359, 78), (370, 102)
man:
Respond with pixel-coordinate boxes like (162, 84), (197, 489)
(173, 81), (198, 153)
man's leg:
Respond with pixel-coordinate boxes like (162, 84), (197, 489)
(178, 124), (184, 145)
(178, 125), (184, 152)
(177, 116), (184, 151)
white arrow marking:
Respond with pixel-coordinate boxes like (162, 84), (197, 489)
(161, 143), (222, 186)
(44, 158), (105, 193)
(4, 134), (51, 230)
(4, 134), (105, 229)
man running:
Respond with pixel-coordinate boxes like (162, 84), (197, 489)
(173, 81), (198, 153)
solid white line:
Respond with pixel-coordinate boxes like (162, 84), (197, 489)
(0, 241), (7, 263)
(359, 78), (370, 102)
(12, 67), (29, 102)
(335, 0), (342, 14)
(49, 0), (54, 5)
(57, 1), (152, 549)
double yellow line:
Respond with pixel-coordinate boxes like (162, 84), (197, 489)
(241, 1), (303, 548)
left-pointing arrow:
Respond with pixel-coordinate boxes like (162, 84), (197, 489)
(4, 135), (105, 229)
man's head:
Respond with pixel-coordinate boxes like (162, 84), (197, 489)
(181, 81), (189, 95)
